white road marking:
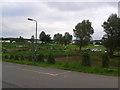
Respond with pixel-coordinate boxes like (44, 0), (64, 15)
(55, 71), (71, 76)
(4, 65), (71, 76)
(4, 65), (14, 68)
(21, 68), (71, 76)
(21, 68), (56, 76)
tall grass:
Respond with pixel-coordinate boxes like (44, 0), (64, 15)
(3, 59), (119, 76)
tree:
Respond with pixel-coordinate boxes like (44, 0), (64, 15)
(81, 52), (91, 67)
(31, 35), (34, 43)
(47, 53), (55, 64)
(18, 36), (24, 43)
(53, 33), (63, 44)
(39, 31), (46, 44)
(37, 53), (44, 63)
(44, 34), (51, 44)
(102, 14), (120, 56)
(39, 31), (51, 44)
(73, 20), (94, 50)
(63, 32), (72, 46)
(102, 53), (110, 68)
(10, 55), (14, 59)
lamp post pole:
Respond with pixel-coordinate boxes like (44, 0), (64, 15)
(28, 18), (37, 62)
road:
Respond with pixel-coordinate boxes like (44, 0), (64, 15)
(2, 62), (118, 88)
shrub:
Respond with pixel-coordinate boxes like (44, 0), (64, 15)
(28, 56), (33, 61)
(47, 53), (55, 64)
(4, 55), (9, 59)
(81, 52), (91, 67)
(20, 56), (24, 60)
(10, 55), (14, 59)
(37, 53), (44, 63)
(102, 53), (110, 68)
(14, 55), (19, 60)
(2, 48), (7, 53)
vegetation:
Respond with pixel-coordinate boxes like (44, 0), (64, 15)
(73, 20), (94, 50)
(102, 53), (110, 68)
(2, 42), (119, 76)
(39, 31), (51, 44)
(37, 53), (44, 63)
(102, 14), (120, 56)
(53, 32), (72, 46)
(81, 52), (91, 67)
(20, 56), (24, 60)
(3, 58), (119, 76)
(47, 53), (55, 64)
(4, 55), (9, 59)
(62, 32), (72, 46)
(14, 55), (19, 60)
(1, 13), (120, 77)
(53, 33), (63, 44)
(31, 35), (34, 43)
(10, 55), (14, 59)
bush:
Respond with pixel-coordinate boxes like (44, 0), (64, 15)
(4, 55), (9, 59)
(102, 53), (110, 68)
(20, 56), (24, 60)
(47, 53), (55, 64)
(10, 55), (14, 59)
(2, 48), (7, 53)
(14, 55), (19, 60)
(81, 52), (91, 67)
(28, 56), (33, 61)
(37, 53), (44, 63)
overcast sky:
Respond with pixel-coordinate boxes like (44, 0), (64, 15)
(1, 1), (118, 40)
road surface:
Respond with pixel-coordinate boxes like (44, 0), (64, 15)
(2, 62), (118, 88)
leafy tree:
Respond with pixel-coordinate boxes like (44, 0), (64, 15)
(47, 53), (55, 64)
(81, 52), (91, 67)
(4, 55), (9, 59)
(39, 31), (51, 44)
(20, 56), (24, 60)
(44, 34), (51, 44)
(31, 35), (34, 43)
(53, 33), (63, 44)
(10, 55), (14, 59)
(18, 36), (24, 43)
(28, 56), (33, 61)
(102, 53), (110, 68)
(14, 55), (19, 60)
(37, 53), (44, 63)
(102, 14), (120, 56)
(73, 20), (94, 50)
(39, 31), (46, 44)
(63, 32), (72, 46)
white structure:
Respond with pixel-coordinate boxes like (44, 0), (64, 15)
(0, 40), (10, 43)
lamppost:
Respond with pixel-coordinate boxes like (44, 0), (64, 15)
(28, 18), (37, 61)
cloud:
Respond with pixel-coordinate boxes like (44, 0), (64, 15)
(1, 0), (119, 2)
(2, 2), (118, 40)
(46, 2), (117, 11)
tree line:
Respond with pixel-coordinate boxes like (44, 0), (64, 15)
(2, 13), (120, 56)
(38, 31), (72, 46)
(73, 13), (120, 56)
(29, 13), (120, 56)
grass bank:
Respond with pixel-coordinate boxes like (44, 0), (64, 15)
(3, 59), (119, 77)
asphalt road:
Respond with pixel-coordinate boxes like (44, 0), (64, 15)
(2, 62), (118, 88)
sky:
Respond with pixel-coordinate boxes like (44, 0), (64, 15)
(1, 0), (119, 40)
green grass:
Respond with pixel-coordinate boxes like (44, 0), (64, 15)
(3, 59), (119, 76)
(66, 45), (79, 50)
(2, 43), (119, 76)
(2, 43), (78, 56)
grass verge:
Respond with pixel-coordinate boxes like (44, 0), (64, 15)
(3, 59), (119, 77)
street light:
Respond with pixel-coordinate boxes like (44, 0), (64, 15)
(28, 18), (37, 62)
